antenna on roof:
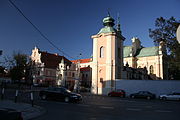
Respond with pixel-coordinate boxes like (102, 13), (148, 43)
(116, 12), (121, 33)
(107, 8), (111, 16)
(117, 13), (120, 24)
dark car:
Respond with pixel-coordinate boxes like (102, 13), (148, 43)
(108, 89), (126, 97)
(130, 91), (156, 100)
(39, 87), (82, 102)
(0, 108), (23, 120)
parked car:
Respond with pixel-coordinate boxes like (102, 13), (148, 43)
(39, 87), (82, 102)
(130, 91), (156, 100)
(159, 92), (180, 100)
(108, 89), (126, 97)
(0, 108), (23, 120)
(79, 86), (90, 92)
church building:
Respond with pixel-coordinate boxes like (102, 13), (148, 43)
(72, 14), (168, 95)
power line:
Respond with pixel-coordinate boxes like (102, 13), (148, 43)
(8, 0), (75, 60)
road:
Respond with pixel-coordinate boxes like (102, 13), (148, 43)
(33, 93), (180, 120)
(1, 89), (180, 120)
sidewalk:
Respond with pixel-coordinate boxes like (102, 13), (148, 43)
(0, 100), (46, 120)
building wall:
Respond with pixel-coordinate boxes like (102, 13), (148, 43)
(124, 55), (164, 79)
(116, 79), (180, 96)
(91, 32), (123, 95)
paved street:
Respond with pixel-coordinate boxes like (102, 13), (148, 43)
(34, 93), (180, 120)
(1, 89), (180, 120)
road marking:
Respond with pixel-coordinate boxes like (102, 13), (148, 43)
(155, 110), (173, 113)
(99, 106), (114, 109)
(126, 108), (141, 111)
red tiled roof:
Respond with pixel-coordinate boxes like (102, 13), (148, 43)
(80, 67), (91, 71)
(71, 58), (91, 64)
(39, 51), (72, 69)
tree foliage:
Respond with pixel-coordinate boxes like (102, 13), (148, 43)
(149, 17), (180, 79)
(3, 51), (29, 82)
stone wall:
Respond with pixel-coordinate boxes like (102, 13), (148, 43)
(116, 79), (180, 97)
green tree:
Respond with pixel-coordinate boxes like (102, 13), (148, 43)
(4, 51), (28, 82)
(149, 17), (180, 79)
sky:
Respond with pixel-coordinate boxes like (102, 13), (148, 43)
(0, 0), (180, 61)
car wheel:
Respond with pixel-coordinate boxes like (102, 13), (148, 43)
(108, 94), (111, 97)
(162, 97), (166, 100)
(41, 95), (47, 100)
(147, 96), (151, 100)
(131, 95), (135, 98)
(64, 97), (70, 102)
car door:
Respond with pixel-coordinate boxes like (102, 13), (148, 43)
(46, 87), (56, 99)
(138, 91), (144, 98)
(166, 94), (176, 100)
(171, 93), (180, 100)
(55, 88), (66, 100)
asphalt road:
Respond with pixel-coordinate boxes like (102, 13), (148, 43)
(34, 93), (180, 120)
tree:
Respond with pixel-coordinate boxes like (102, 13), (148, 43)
(3, 51), (29, 83)
(149, 17), (180, 79)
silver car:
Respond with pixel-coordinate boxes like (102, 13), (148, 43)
(159, 92), (180, 100)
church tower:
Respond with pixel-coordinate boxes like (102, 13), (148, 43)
(91, 14), (125, 95)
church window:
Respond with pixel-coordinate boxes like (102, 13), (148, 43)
(100, 46), (104, 58)
(100, 78), (103, 83)
(149, 65), (154, 74)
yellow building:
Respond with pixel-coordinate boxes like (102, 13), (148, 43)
(123, 37), (168, 80)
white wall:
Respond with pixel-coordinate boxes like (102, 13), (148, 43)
(116, 79), (180, 97)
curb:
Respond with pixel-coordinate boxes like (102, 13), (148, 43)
(24, 105), (47, 120)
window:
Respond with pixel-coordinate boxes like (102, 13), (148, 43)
(149, 65), (154, 74)
(100, 46), (104, 58)
(37, 71), (40, 75)
(72, 73), (75, 77)
(100, 78), (103, 83)
(69, 72), (71, 76)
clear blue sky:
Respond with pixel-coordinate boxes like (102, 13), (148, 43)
(0, 0), (179, 60)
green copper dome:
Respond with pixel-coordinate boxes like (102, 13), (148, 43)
(98, 26), (116, 34)
(103, 16), (115, 27)
(98, 15), (116, 34)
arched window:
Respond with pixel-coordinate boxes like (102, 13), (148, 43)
(149, 65), (154, 74)
(100, 46), (104, 58)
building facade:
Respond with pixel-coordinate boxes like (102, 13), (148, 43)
(123, 37), (168, 80)
(91, 15), (125, 94)
(30, 47), (79, 88)
(71, 15), (168, 95)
